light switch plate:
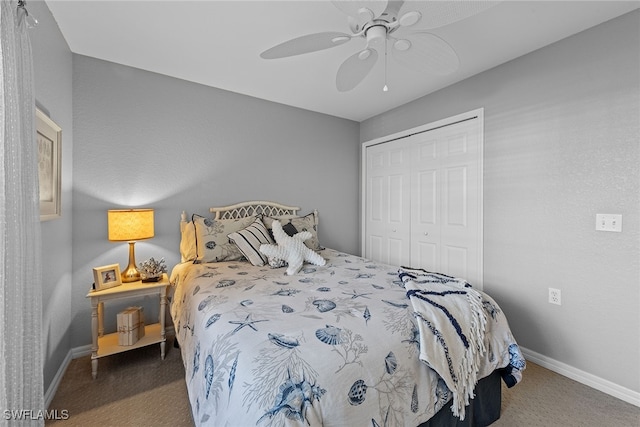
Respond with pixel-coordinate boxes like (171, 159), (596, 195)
(595, 214), (622, 232)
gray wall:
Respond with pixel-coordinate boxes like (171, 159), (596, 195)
(30, 1), (74, 393)
(70, 55), (360, 347)
(361, 11), (639, 394)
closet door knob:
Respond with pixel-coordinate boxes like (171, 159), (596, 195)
(424, 232), (429, 236)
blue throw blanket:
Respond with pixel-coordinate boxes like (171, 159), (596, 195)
(399, 267), (525, 420)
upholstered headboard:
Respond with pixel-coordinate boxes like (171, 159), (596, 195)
(209, 201), (300, 220)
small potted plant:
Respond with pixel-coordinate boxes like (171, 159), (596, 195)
(138, 257), (167, 282)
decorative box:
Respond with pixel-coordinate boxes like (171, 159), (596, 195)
(117, 306), (145, 346)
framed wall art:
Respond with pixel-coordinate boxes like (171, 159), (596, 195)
(36, 108), (62, 221)
(92, 264), (122, 291)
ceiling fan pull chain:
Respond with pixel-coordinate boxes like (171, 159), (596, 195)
(383, 36), (389, 92)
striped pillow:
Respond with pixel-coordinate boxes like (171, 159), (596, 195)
(228, 218), (274, 266)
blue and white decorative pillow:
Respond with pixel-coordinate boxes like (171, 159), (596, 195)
(228, 217), (274, 266)
(262, 211), (323, 251)
(193, 214), (256, 263)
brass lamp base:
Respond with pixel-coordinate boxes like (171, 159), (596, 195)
(121, 241), (141, 283)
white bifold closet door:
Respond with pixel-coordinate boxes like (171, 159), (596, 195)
(364, 113), (483, 287)
(365, 139), (412, 267)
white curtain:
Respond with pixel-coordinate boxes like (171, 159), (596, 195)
(0, 0), (44, 425)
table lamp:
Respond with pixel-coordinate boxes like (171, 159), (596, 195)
(108, 209), (154, 282)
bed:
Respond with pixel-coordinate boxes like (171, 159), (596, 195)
(170, 201), (525, 426)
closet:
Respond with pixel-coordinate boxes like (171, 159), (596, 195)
(362, 110), (483, 288)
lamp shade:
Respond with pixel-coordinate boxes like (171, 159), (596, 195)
(107, 209), (154, 242)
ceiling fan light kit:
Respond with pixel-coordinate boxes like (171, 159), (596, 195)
(260, 1), (498, 92)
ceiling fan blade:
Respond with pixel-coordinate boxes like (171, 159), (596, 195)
(391, 32), (459, 75)
(336, 48), (379, 92)
(332, 0), (388, 25)
(397, 0), (500, 30)
(261, 32), (352, 59)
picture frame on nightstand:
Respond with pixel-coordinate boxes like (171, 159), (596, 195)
(93, 264), (122, 291)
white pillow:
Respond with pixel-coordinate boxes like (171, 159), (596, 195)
(228, 218), (274, 266)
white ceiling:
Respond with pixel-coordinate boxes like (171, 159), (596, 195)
(45, 1), (639, 122)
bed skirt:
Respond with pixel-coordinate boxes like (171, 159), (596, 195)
(418, 370), (502, 427)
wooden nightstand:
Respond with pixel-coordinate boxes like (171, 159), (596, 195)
(86, 273), (169, 379)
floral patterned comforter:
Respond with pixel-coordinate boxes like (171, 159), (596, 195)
(170, 249), (523, 426)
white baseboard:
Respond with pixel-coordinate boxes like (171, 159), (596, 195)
(521, 346), (640, 407)
(44, 345), (92, 409)
(72, 344), (93, 358)
(44, 350), (69, 409)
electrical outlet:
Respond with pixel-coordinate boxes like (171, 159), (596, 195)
(549, 288), (561, 305)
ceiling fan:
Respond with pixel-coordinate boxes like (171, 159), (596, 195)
(260, 1), (499, 92)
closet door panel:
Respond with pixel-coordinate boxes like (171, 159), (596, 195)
(366, 174), (385, 260)
(410, 167), (440, 269)
(443, 244), (468, 280)
(370, 176), (384, 221)
(416, 169), (437, 225)
(387, 237), (406, 267)
(443, 166), (467, 228)
(368, 235), (383, 263)
(388, 174), (405, 224)
(387, 172), (410, 265)
(439, 119), (480, 286)
(365, 140), (411, 266)
(365, 147), (385, 262)
(414, 241), (438, 271)
(444, 131), (468, 157)
(410, 133), (441, 269)
(417, 138), (437, 160)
